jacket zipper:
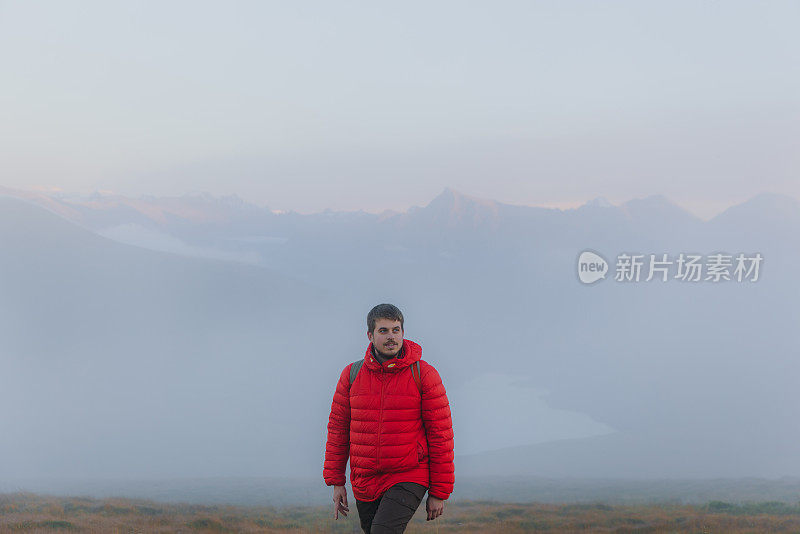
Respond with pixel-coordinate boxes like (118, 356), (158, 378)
(377, 365), (384, 471)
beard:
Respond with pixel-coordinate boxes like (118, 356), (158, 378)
(374, 342), (402, 359)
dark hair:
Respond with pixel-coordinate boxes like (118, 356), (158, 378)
(367, 303), (404, 333)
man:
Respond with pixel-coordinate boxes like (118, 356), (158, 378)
(323, 303), (455, 533)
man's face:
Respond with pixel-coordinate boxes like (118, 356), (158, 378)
(368, 318), (404, 358)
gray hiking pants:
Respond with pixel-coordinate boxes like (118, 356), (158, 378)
(355, 481), (428, 534)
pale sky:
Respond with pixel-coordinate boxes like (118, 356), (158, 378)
(1, 0), (797, 219)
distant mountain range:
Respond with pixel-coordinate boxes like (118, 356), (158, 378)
(0, 185), (797, 481)
(3, 185), (797, 266)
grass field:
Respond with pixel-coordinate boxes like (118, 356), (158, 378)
(3, 493), (800, 533)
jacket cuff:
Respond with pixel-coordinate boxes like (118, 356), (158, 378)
(429, 489), (449, 500)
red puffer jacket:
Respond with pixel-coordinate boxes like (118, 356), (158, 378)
(323, 338), (455, 502)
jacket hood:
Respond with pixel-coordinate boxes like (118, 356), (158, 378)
(364, 338), (422, 373)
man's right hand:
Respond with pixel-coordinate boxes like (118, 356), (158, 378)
(332, 485), (349, 520)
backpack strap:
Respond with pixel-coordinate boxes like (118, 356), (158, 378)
(411, 360), (422, 393)
(349, 359), (364, 385)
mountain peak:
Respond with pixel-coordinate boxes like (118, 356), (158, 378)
(710, 192), (800, 226)
(417, 188), (500, 228)
(584, 196), (615, 208)
(620, 194), (700, 222)
(739, 192), (799, 212)
(426, 187), (497, 210)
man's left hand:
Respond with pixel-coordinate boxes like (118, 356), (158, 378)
(426, 495), (445, 521)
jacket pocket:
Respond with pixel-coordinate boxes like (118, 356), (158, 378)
(417, 441), (425, 463)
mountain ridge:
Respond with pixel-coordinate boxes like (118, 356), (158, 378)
(6, 184), (797, 226)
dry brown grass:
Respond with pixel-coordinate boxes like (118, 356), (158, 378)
(2, 492), (800, 533)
